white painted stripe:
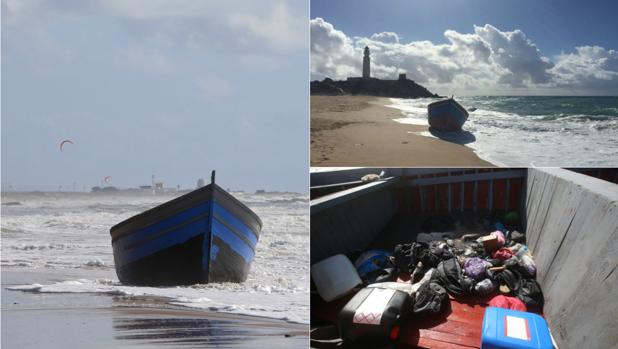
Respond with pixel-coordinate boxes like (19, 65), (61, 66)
(505, 315), (530, 341)
(353, 288), (397, 326)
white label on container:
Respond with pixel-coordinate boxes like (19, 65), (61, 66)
(505, 315), (530, 341)
(353, 288), (397, 325)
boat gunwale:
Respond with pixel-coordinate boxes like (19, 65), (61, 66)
(427, 98), (469, 118)
(110, 184), (262, 242)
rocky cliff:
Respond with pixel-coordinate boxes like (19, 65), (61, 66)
(311, 77), (439, 98)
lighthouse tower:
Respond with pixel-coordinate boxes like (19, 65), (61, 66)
(362, 46), (370, 78)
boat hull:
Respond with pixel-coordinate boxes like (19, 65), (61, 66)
(427, 98), (469, 131)
(110, 184), (261, 286)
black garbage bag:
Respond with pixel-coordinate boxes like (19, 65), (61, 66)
(473, 278), (498, 297)
(393, 243), (415, 274)
(517, 278), (544, 308)
(394, 242), (443, 274)
(489, 268), (522, 292)
(413, 281), (447, 316)
(435, 258), (474, 296)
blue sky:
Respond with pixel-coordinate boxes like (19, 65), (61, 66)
(311, 0), (618, 95)
(312, 0), (618, 55)
(2, 0), (309, 192)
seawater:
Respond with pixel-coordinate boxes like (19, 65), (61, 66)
(1, 191), (309, 324)
(388, 96), (618, 166)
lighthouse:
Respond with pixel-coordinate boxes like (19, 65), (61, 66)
(362, 46), (370, 78)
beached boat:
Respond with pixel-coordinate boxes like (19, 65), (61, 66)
(110, 172), (262, 286)
(310, 168), (617, 349)
(427, 98), (469, 131)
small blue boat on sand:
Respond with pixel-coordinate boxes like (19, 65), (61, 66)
(110, 171), (262, 286)
(427, 98), (469, 131)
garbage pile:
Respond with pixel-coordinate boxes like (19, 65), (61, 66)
(359, 229), (543, 312)
(311, 222), (545, 348)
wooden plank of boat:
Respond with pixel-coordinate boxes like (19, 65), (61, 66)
(427, 98), (469, 132)
(110, 171), (262, 286)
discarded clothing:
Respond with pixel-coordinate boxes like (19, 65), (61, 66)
(492, 248), (515, 261)
(413, 281), (447, 316)
(509, 230), (526, 243)
(489, 268), (521, 292)
(393, 242), (442, 274)
(488, 295), (527, 312)
(368, 269), (435, 296)
(435, 258), (474, 296)
(464, 257), (491, 280)
(519, 254), (537, 277)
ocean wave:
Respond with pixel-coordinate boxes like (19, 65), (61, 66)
(7, 278), (309, 324)
(389, 96), (618, 166)
(9, 243), (77, 250)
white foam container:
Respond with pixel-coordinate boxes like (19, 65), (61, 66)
(311, 254), (362, 302)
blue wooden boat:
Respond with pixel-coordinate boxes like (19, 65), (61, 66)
(110, 171), (261, 286)
(427, 98), (469, 131)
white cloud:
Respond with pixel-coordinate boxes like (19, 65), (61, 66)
(310, 17), (358, 80)
(551, 46), (618, 92)
(310, 18), (618, 95)
(228, 1), (306, 52)
(2, 0), (307, 53)
(370, 32), (399, 44)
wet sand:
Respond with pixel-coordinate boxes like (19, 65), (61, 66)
(1, 269), (308, 348)
(311, 95), (493, 166)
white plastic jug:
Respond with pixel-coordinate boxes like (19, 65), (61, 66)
(311, 254), (362, 302)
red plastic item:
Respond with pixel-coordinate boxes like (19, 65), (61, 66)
(488, 295), (527, 311)
(390, 325), (400, 340)
(492, 247), (515, 260)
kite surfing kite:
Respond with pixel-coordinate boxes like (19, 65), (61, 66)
(104, 176), (112, 183)
(59, 139), (74, 152)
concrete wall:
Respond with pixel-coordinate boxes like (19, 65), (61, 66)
(525, 168), (618, 349)
(311, 182), (398, 264)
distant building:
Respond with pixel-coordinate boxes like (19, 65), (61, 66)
(362, 46), (371, 78)
(197, 178), (205, 188)
(399, 73), (407, 80)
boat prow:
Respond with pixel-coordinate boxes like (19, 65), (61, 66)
(427, 98), (469, 131)
(110, 172), (262, 286)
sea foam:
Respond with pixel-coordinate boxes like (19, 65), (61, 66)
(387, 96), (618, 166)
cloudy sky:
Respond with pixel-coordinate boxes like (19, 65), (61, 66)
(2, 0), (308, 192)
(311, 0), (618, 96)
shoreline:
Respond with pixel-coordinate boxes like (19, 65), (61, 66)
(1, 268), (308, 348)
(311, 95), (494, 167)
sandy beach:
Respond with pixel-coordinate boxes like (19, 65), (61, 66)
(311, 95), (493, 166)
(2, 269), (308, 349)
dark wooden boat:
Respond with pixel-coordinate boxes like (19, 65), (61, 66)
(310, 168), (617, 349)
(110, 172), (262, 286)
(427, 98), (469, 131)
